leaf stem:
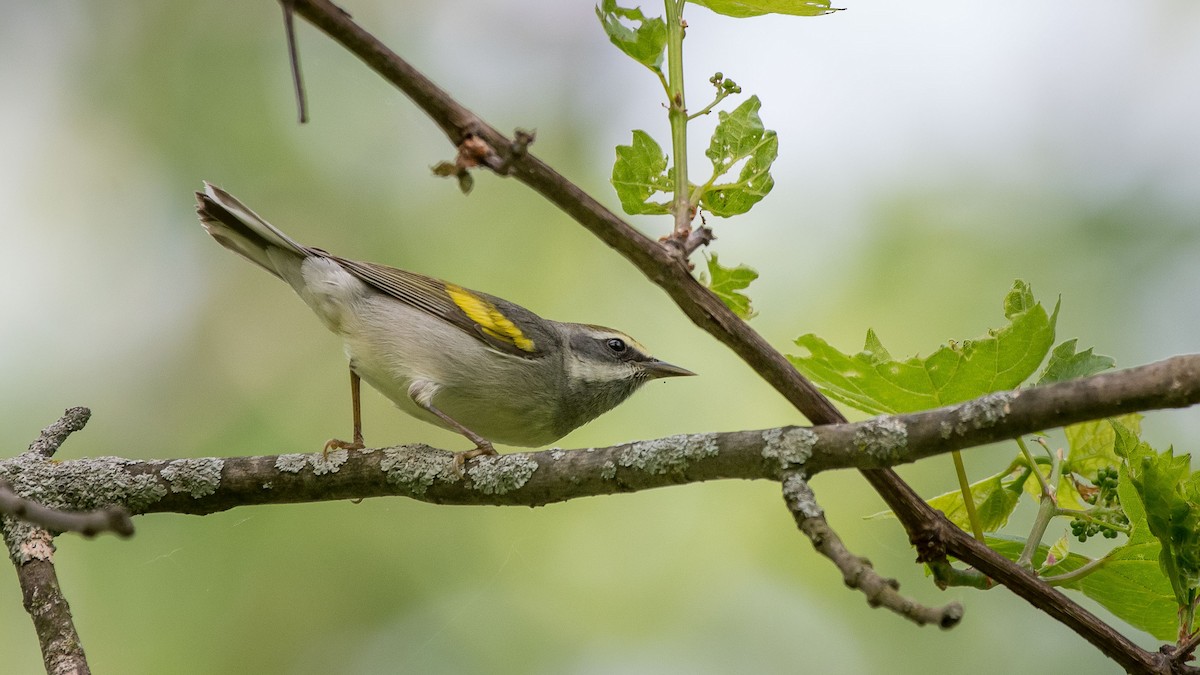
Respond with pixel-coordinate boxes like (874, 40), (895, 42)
(1183, 592), (1198, 647)
(687, 90), (729, 120)
(951, 450), (986, 543)
(1041, 554), (1109, 586)
(655, 68), (671, 100)
(928, 560), (994, 590)
(1017, 436), (1052, 497)
(663, 0), (692, 239)
(1017, 448), (1064, 569)
(1055, 507), (1132, 534)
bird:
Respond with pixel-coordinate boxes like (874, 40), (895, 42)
(194, 182), (694, 467)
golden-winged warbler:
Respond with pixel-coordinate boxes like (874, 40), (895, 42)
(195, 183), (694, 465)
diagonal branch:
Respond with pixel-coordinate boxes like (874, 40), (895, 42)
(270, 3), (1188, 671)
(782, 471), (963, 628)
(3, 408), (99, 675)
(0, 480), (133, 538)
(11, 553), (92, 675)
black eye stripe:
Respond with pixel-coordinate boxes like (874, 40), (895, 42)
(605, 337), (627, 353)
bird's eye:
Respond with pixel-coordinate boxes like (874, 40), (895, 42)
(605, 337), (627, 353)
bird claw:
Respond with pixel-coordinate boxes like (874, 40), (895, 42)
(452, 442), (498, 476)
(323, 437), (364, 460)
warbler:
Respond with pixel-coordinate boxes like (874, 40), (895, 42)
(195, 183), (694, 466)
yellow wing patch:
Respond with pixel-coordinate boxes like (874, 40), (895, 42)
(446, 284), (536, 353)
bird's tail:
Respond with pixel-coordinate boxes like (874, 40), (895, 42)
(195, 182), (309, 280)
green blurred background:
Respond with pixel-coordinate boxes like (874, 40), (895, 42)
(2, 1), (1199, 672)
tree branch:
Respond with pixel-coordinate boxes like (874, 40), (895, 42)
(5, 358), (1197, 515)
(0, 480), (133, 538)
(27, 406), (91, 459)
(3, 408), (99, 675)
(12, 554), (91, 675)
(782, 471), (963, 628)
(257, 3), (1198, 670)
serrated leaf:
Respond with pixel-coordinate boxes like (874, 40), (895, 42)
(689, 0), (838, 18)
(1067, 468), (1174, 640)
(871, 469), (1021, 533)
(862, 328), (891, 361)
(1080, 542), (1178, 641)
(1114, 421), (1200, 609)
(988, 533), (1176, 641)
(1064, 414), (1142, 482)
(1025, 413), (1143, 510)
(595, 0), (667, 71)
(612, 130), (672, 215)
(700, 96), (777, 217)
(1004, 279), (1036, 316)
(1038, 338), (1116, 384)
(1119, 461), (1156, 547)
(789, 280), (1058, 415)
(702, 254), (758, 319)
(1042, 534), (1071, 571)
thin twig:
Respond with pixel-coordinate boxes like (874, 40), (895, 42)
(28, 406), (91, 459)
(281, 0), (308, 123)
(1172, 629), (1200, 664)
(929, 560), (993, 590)
(0, 481), (133, 538)
(1017, 448), (1064, 569)
(1042, 555), (1109, 586)
(782, 472), (962, 628)
(1017, 436), (1052, 497)
(950, 449), (985, 542)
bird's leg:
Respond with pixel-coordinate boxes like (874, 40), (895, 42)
(323, 368), (365, 457)
(408, 380), (497, 473)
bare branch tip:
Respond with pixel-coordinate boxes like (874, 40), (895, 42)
(0, 480), (135, 539)
(280, 0), (309, 124)
(28, 407), (92, 458)
(939, 602), (965, 629)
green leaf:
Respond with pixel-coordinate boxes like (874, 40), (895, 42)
(789, 280), (1059, 415)
(1038, 338), (1116, 384)
(612, 130), (673, 215)
(988, 534), (1176, 641)
(700, 96), (777, 217)
(1027, 413), (1143, 510)
(1079, 540), (1178, 641)
(595, 0), (667, 71)
(689, 0), (838, 18)
(1067, 466), (1175, 640)
(1027, 472), (1088, 511)
(1114, 421), (1200, 609)
(1042, 533), (1071, 572)
(871, 468), (1022, 533)
(1119, 460), (1157, 547)
(1064, 414), (1142, 483)
(701, 254), (759, 319)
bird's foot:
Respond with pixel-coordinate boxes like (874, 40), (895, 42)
(323, 437), (365, 460)
(453, 441), (498, 476)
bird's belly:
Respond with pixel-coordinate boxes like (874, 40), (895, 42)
(354, 362), (563, 447)
(339, 302), (563, 448)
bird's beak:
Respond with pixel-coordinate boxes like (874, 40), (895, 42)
(641, 359), (697, 379)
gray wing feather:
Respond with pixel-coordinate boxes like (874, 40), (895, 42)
(333, 257), (548, 359)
